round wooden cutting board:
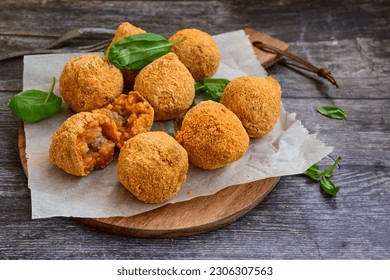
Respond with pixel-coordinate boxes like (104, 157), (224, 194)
(18, 29), (287, 238)
(19, 124), (279, 238)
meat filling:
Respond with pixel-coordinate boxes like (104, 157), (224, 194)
(94, 92), (154, 148)
(76, 119), (116, 173)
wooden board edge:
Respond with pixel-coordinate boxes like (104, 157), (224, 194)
(18, 123), (28, 177)
(75, 177), (280, 238)
(245, 27), (289, 68)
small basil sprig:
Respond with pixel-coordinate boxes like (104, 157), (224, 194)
(303, 157), (342, 196)
(194, 78), (231, 102)
(108, 33), (186, 70)
(7, 77), (62, 123)
(317, 106), (347, 119)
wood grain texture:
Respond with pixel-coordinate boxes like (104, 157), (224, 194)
(245, 28), (289, 68)
(0, 0), (389, 259)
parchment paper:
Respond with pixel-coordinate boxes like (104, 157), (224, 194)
(23, 30), (333, 219)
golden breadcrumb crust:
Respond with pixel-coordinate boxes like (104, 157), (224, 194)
(220, 76), (282, 138)
(49, 112), (117, 176)
(134, 52), (195, 121)
(169, 28), (220, 81)
(176, 100), (249, 170)
(93, 91), (154, 148)
(106, 22), (146, 91)
(59, 54), (123, 112)
(118, 131), (188, 203)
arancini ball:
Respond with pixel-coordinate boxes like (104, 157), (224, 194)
(59, 54), (123, 112)
(169, 28), (220, 81)
(118, 131), (188, 204)
(133, 52), (195, 121)
(105, 22), (146, 91)
(175, 100), (249, 170)
(49, 112), (118, 176)
(220, 76), (282, 138)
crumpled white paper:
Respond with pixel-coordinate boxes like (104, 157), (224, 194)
(23, 30), (333, 219)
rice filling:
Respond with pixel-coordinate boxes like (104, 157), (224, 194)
(76, 121), (116, 172)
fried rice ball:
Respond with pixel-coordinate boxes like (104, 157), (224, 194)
(169, 28), (220, 81)
(175, 100), (249, 170)
(220, 76), (282, 138)
(49, 112), (118, 176)
(93, 91), (154, 148)
(133, 52), (195, 121)
(118, 131), (188, 204)
(106, 22), (146, 91)
(59, 54), (123, 112)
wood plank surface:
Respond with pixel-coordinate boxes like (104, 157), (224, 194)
(0, 0), (389, 259)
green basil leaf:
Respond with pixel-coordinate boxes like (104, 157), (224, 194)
(317, 106), (347, 119)
(194, 81), (205, 92)
(209, 90), (223, 101)
(303, 164), (322, 180)
(321, 157), (341, 178)
(203, 78), (231, 87)
(7, 77), (62, 123)
(320, 177), (340, 196)
(302, 157), (342, 195)
(195, 78), (231, 102)
(108, 32), (185, 70)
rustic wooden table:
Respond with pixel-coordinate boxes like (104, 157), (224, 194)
(0, 0), (389, 259)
